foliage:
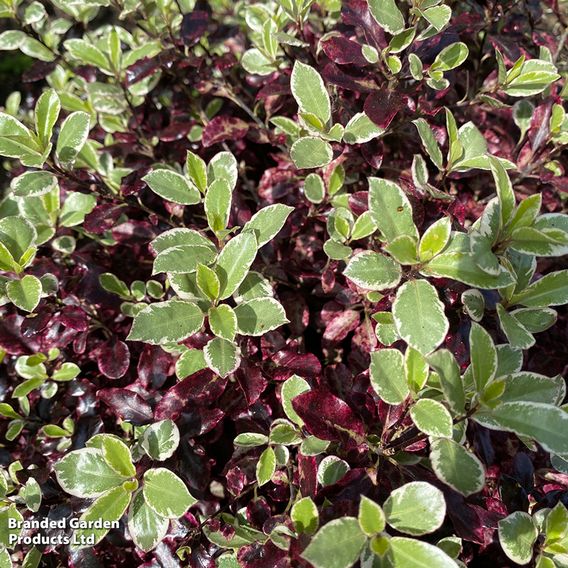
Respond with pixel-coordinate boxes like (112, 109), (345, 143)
(0, 0), (567, 566)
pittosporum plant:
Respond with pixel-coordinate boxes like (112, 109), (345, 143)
(0, 0), (567, 566)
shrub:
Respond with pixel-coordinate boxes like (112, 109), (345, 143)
(0, 0), (567, 566)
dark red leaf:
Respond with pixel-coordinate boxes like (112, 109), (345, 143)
(202, 116), (249, 148)
(137, 345), (174, 389)
(98, 388), (153, 424)
(292, 389), (366, 441)
(181, 11), (209, 46)
(364, 87), (405, 129)
(322, 36), (368, 66)
(83, 203), (125, 235)
(97, 339), (130, 379)
(58, 306), (89, 332)
(154, 370), (227, 421)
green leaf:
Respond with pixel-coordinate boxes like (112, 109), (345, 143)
(100, 273), (130, 299)
(413, 119), (443, 170)
(475, 401), (568, 455)
(317, 455), (350, 486)
(56, 111), (90, 165)
(291, 61), (331, 124)
(511, 307), (557, 333)
(256, 447), (276, 486)
(291, 137), (333, 169)
(209, 304), (237, 341)
(301, 517), (366, 568)
(503, 59), (560, 97)
(233, 432), (268, 447)
(143, 468), (196, 519)
(508, 227), (568, 256)
(141, 419), (180, 461)
(234, 297), (288, 336)
(205, 178), (232, 232)
(204, 337), (240, 378)
(421, 251), (515, 289)
(7, 275), (42, 312)
(370, 348), (409, 404)
(292, 496), (319, 534)
(0, 216), (36, 266)
(368, 178), (419, 242)
(153, 245), (217, 276)
(102, 437), (135, 478)
(427, 349), (465, 415)
(344, 251), (401, 291)
(35, 89), (60, 148)
(59, 192), (97, 227)
(430, 438), (485, 496)
(73, 485), (132, 547)
(127, 491), (169, 552)
(544, 501), (568, 543)
(208, 151), (238, 190)
(511, 270), (568, 307)
(461, 289), (485, 322)
(20, 477), (41, 513)
(392, 280), (449, 355)
(410, 399), (453, 438)
(367, 0), (405, 34)
(423, 5), (451, 31)
(304, 173), (325, 203)
(430, 42), (469, 72)
(489, 157), (515, 225)
(127, 299), (204, 345)
(235, 271), (273, 302)
(0, 113), (43, 167)
(469, 322), (497, 391)
(323, 239), (351, 260)
(281, 375), (311, 426)
(143, 169), (201, 205)
(343, 112), (383, 144)
(499, 372), (565, 405)
(496, 304), (535, 350)
(270, 421), (301, 445)
(196, 263), (220, 301)
(419, 218), (451, 261)
(498, 512), (538, 565)
(405, 347), (428, 393)
(389, 28), (416, 53)
(64, 39), (111, 72)
(10, 171), (57, 198)
(151, 228), (216, 255)
(384, 481), (446, 536)
(241, 48), (275, 75)
(216, 232), (258, 300)
(351, 211), (377, 240)
(0, 504), (23, 549)
(55, 448), (129, 498)
(389, 537), (459, 568)
(0, 547), (12, 567)
(385, 235), (419, 265)
(175, 349), (207, 379)
(243, 204), (293, 247)
(358, 496), (386, 536)
(186, 151), (207, 193)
